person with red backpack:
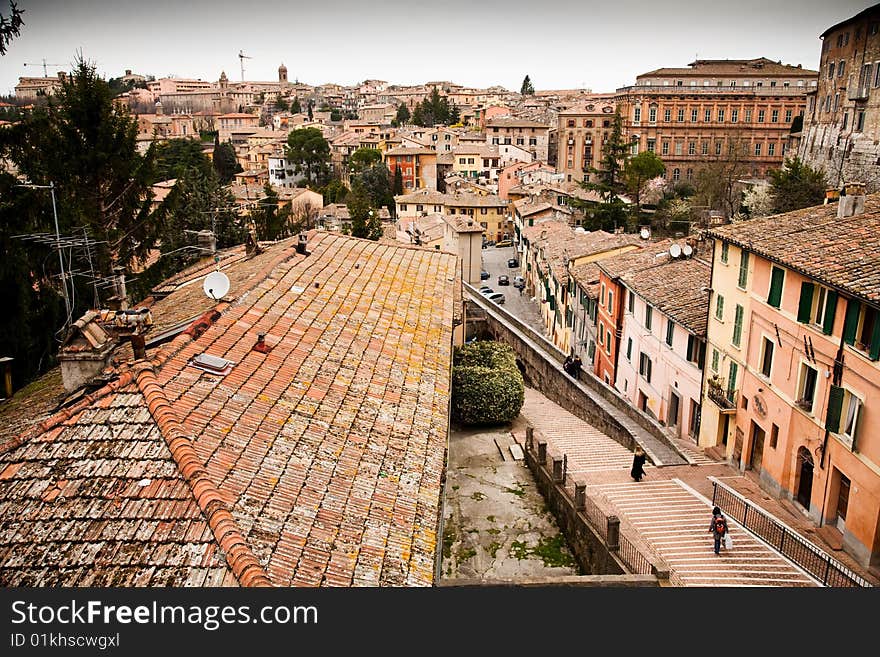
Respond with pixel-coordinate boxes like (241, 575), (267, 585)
(709, 506), (729, 554)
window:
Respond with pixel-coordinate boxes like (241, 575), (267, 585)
(717, 109), (725, 122)
(645, 305), (653, 330)
(785, 109), (793, 123)
(626, 337), (633, 361)
(608, 290), (614, 311)
(416, 204), (424, 212)
(704, 109), (711, 122)
(647, 139), (656, 152)
(715, 295), (725, 320)
(768, 143), (776, 156)
(760, 337), (774, 378)
(662, 141), (669, 155)
(828, 61), (836, 79)
(745, 108), (752, 122)
(732, 304), (744, 347)
(839, 60), (846, 77)
(628, 290), (635, 313)
(567, 119), (575, 127)
(702, 141), (709, 155)
(606, 329), (612, 354)
(686, 168), (693, 180)
(857, 110), (866, 132)
(673, 168), (681, 181)
(664, 108), (671, 122)
(677, 108), (685, 122)
(634, 107), (641, 122)
(400, 204), (408, 211)
(529, 137), (537, 146)
(598, 322), (604, 345)
(665, 319), (674, 347)
(649, 107), (657, 122)
(691, 109), (698, 122)
(770, 424), (779, 449)
(771, 109), (779, 123)
(755, 143), (762, 156)
(688, 142), (696, 155)
(738, 251), (749, 288)
(674, 142), (682, 155)
(731, 109), (739, 123)
(843, 301), (880, 358)
(639, 352), (652, 383)
(480, 208), (487, 215)
(842, 112), (849, 130)
(726, 361), (738, 398)
(757, 110), (765, 123)
(600, 283), (606, 305)
(711, 348), (719, 372)
(797, 363), (819, 413)
(715, 141), (722, 155)
(767, 266), (784, 308)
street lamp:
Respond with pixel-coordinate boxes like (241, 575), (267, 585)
(16, 181), (72, 330)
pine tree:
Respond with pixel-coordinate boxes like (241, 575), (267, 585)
(290, 97), (302, 114)
(520, 75), (535, 95)
(393, 166), (403, 196)
(581, 108), (629, 230)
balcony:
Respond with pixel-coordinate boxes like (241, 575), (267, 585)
(708, 386), (737, 413)
(847, 85), (869, 101)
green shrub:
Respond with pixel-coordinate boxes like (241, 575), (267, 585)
(452, 341), (524, 426)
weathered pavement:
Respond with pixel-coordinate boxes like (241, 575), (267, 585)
(440, 419), (579, 582)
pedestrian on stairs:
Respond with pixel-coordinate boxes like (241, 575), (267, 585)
(630, 445), (646, 482)
(709, 506), (729, 555)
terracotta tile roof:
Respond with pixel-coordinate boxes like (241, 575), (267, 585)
(597, 239), (711, 335)
(395, 190), (507, 208)
(637, 58), (818, 78)
(0, 233), (458, 587)
(486, 118), (549, 129)
(384, 146), (437, 156)
(707, 195), (880, 305)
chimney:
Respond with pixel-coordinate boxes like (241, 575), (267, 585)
(296, 233), (310, 256)
(197, 230), (217, 254)
(838, 182), (867, 218)
(106, 268), (129, 311)
(125, 69), (132, 76)
(58, 311), (116, 392)
(0, 356), (13, 399)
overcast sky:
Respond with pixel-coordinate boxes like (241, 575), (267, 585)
(1, 0), (876, 96)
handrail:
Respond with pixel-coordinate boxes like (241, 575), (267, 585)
(711, 478), (871, 587)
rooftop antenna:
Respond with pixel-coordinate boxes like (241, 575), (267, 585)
(24, 58), (63, 77)
(238, 50), (252, 82)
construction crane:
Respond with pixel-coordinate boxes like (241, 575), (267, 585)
(238, 50), (251, 82)
(23, 58), (63, 78)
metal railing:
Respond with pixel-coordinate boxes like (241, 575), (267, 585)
(711, 480), (872, 587)
(618, 533), (653, 575)
(708, 386), (737, 411)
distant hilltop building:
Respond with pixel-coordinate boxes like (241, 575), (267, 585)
(14, 71), (66, 101)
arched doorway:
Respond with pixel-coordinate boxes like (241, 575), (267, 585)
(796, 447), (814, 510)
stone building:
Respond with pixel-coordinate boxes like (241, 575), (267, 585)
(556, 97), (618, 184)
(799, 4), (880, 191)
(615, 58), (818, 183)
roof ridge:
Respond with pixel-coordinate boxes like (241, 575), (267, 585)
(134, 363), (272, 588)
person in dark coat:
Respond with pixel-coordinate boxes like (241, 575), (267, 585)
(571, 356), (582, 381)
(709, 506), (729, 555)
(630, 445), (646, 482)
(563, 355), (573, 375)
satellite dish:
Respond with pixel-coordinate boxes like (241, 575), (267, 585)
(203, 271), (230, 300)
(639, 228), (650, 240)
(682, 243), (693, 257)
(669, 243), (682, 258)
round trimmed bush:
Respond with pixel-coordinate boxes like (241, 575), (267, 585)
(452, 341), (524, 426)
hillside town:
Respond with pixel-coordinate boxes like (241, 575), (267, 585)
(0, 2), (879, 590)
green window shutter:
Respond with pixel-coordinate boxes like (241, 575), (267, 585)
(738, 251), (749, 288)
(870, 312), (880, 360)
(715, 295), (724, 320)
(626, 337), (632, 360)
(686, 334), (694, 361)
(727, 361), (738, 396)
(843, 300), (861, 345)
(797, 282), (814, 323)
(821, 291), (838, 336)
(825, 385), (845, 433)
(767, 267), (784, 308)
(732, 304), (744, 346)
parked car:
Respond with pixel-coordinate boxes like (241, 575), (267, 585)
(480, 270), (490, 280)
(507, 258), (519, 268)
(495, 240), (513, 248)
(497, 275), (510, 286)
(479, 286), (494, 295)
(485, 292), (506, 304)
(482, 240), (496, 249)
(513, 275), (525, 289)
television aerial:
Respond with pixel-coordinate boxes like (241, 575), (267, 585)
(682, 243), (693, 257)
(669, 243), (682, 258)
(203, 270), (230, 300)
(238, 50), (252, 82)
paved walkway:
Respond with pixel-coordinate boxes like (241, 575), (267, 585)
(518, 387), (879, 587)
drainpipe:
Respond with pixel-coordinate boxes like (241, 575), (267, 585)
(610, 276), (625, 386)
(698, 239), (717, 439)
